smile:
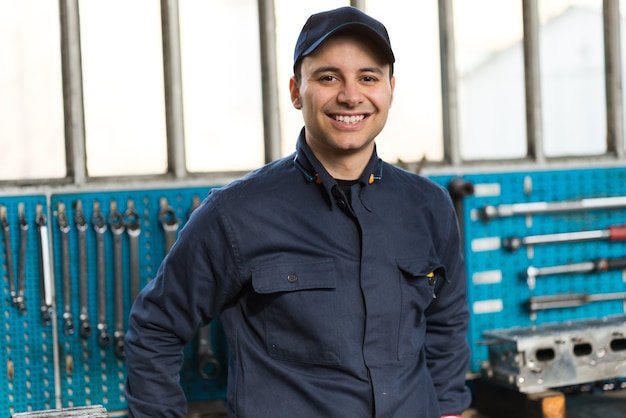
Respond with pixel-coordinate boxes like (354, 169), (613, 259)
(334, 114), (366, 124)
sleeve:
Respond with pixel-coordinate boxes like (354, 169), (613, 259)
(424, 191), (472, 415)
(124, 193), (241, 417)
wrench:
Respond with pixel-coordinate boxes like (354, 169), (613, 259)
(57, 202), (74, 335)
(36, 204), (53, 326)
(15, 204), (27, 313)
(125, 199), (141, 302)
(478, 195), (626, 221)
(197, 323), (221, 379)
(503, 224), (626, 252)
(74, 200), (92, 338)
(158, 197), (179, 254)
(525, 256), (626, 290)
(1, 206), (16, 308)
(92, 201), (111, 348)
(109, 200), (126, 358)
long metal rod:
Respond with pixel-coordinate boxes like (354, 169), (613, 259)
(529, 292), (626, 311)
(438, 0), (461, 166)
(59, 0), (87, 185)
(479, 195), (626, 220)
(258, 0), (282, 163)
(502, 224), (626, 251)
(522, 0), (544, 163)
(525, 255), (626, 290)
(604, 0), (625, 158)
(161, 0), (187, 179)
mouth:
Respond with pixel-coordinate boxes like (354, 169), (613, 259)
(331, 114), (367, 124)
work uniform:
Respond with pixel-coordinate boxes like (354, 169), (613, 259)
(125, 129), (472, 417)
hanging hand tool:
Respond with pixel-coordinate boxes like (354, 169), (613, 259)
(57, 202), (74, 336)
(478, 195), (626, 221)
(74, 200), (92, 338)
(503, 224), (626, 252)
(196, 323), (221, 379)
(92, 201), (111, 348)
(16, 204), (27, 313)
(524, 256), (626, 290)
(108, 200), (126, 359)
(188, 194), (201, 218)
(158, 197), (179, 254)
(448, 178), (474, 255)
(528, 291), (626, 312)
(125, 199), (141, 302)
(1, 205), (17, 308)
(36, 204), (53, 326)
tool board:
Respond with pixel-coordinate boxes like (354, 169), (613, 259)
(451, 167), (626, 373)
(0, 165), (625, 413)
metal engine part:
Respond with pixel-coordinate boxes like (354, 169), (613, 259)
(481, 315), (626, 393)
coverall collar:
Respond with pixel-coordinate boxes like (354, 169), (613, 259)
(293, 128), (383, 209)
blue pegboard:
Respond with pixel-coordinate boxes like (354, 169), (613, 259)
(0, 196), (56, 415)
(435, 166), (626, 373)
(47, 188), (227, 413)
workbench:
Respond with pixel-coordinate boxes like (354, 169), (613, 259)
(465, 378), (626, 418)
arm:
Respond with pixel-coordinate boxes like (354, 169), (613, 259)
(124, 195), (239, 417)
(424, 193), (472, 416)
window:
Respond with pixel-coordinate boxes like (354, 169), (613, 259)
(0, 0), (65, 180)
(539, 0), (606, 157)
(180, 0), (264, 173)
(454, 0), (526, 160)
(80, 0), (168, 176)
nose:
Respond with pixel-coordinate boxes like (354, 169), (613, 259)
(337, 81), (363, 106)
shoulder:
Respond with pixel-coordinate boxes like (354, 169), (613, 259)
(209, 155), (297, 205)
(382, 162), (451, 203)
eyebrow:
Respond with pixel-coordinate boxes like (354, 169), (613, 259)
(311, 65), (385, 76)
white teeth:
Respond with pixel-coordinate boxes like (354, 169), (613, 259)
(335, 114), (365, 124)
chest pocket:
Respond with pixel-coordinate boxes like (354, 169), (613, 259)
(397, 258), (446, 359)
(251, 258), (341, 366)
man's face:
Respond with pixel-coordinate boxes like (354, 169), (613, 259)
(290, 34), (395, 165)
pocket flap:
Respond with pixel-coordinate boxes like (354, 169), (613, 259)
(396, 258), (445, 279)
(252, 259), (336, 294)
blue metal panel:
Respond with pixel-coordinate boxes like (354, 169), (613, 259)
(0, 195), (56, 414)
(429, 167), (626, 373)
(48, 188), (227, 413)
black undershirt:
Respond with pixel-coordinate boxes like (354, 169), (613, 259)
(336, 179), (359, 203)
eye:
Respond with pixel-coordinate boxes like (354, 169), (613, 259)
(362, 75), (378, 83)
(319, 75), (337, 83)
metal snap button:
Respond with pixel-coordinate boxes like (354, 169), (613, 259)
(287, 272), (298, 283)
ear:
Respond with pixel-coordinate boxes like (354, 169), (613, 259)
(289, 77), (302, 109)
(389, 75), (396, 107)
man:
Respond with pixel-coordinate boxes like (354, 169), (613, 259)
(125, 6), (471, 417)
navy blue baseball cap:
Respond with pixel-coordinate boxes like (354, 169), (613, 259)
(293, 6), (395, 72)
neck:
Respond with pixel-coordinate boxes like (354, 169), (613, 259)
(307, 143), (374, 181)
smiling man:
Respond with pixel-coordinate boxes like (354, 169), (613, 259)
(125, 6), (471, 418)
